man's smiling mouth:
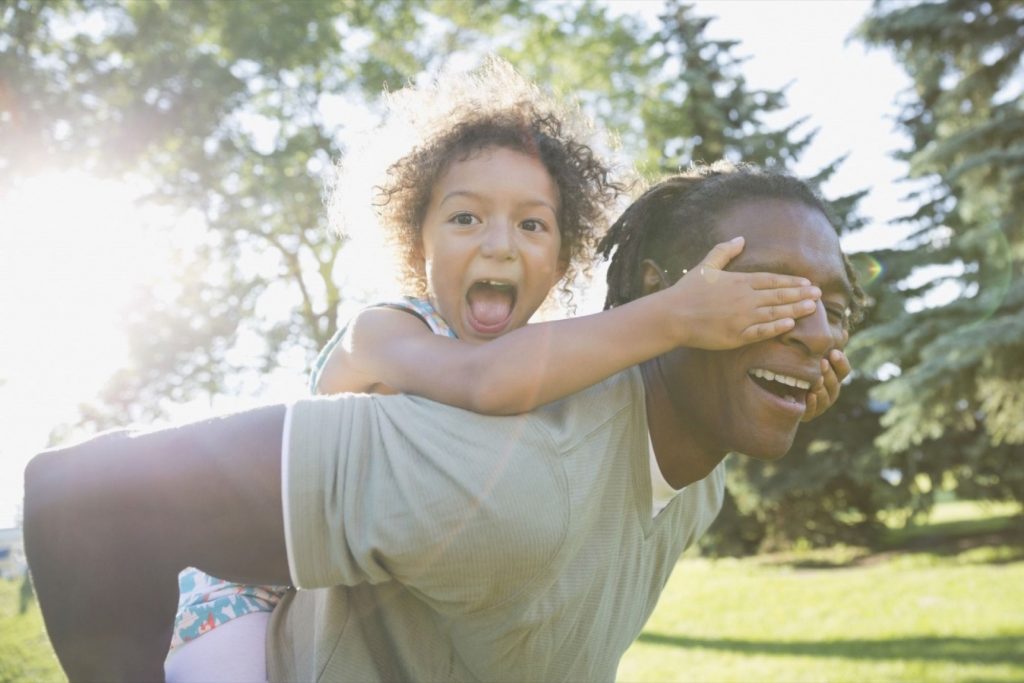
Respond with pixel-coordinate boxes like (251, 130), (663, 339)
(747, 367), (810, 405)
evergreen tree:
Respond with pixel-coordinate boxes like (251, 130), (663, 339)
(617, 1), (886, 552)
(853, 0), (1024, 510)
(640, 0), (813, 174)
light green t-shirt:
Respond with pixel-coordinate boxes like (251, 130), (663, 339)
(270, 367), (725, 682)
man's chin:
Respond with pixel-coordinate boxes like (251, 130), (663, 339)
(733, 432), (798, 462)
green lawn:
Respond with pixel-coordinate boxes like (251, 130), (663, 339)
(2, 503), (1021, 683)
(0, 579), (63, 683)
(618, 503), (1024, 683)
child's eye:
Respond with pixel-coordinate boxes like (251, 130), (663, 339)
(451, 212), (479, 226)
(520, 219), (546, 233)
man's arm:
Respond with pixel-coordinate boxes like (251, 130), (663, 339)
(23, 404), (289, 682)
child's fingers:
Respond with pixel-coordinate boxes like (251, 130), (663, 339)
(757, 298), (818, 323)
(820, 350), (851, 404)
(746, 272), (813, 290)
(828, 349), (852, 383)
(752, 284), (822, 306)
(802, 352), (851, 422)
(802, 375), (830, 422)
(801, 389), (821, 423)
(698, 237), (745, 272)
(740, 318), (796, 343)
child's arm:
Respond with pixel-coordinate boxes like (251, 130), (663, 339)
(318, 237), (822, 414)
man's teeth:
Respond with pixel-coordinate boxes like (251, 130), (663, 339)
(748, 368), (811, 390)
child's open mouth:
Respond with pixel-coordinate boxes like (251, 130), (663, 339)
(466, 280), (517, 334)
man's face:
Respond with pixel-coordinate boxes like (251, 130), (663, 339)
(661, 198), (852, 460)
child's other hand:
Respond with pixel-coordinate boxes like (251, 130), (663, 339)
(802, 348), (851, 422)
(671, 237), (821, 350)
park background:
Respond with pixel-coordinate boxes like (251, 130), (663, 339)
(0, 0), (1021, 680)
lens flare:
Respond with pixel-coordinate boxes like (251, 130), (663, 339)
(849, 253), (884, 286)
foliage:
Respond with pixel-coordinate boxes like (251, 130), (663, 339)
(17, 575), (31, 616)
(10, 0), (1018, 553)
(849, 0), (1024, 511)
(0, 579), (64, 683)
(2, 0), (885, 550)
(606, 1), (880, 554)
(1, 0), (525, 425)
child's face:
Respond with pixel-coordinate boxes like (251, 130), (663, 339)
(419, 146), (565, 343)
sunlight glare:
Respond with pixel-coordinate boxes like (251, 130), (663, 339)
(0, 172), (162, 394)
(0, 171), (171, 527)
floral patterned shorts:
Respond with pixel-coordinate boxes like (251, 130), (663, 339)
(171, 568), (289, 651)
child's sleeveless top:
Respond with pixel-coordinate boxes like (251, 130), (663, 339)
(172, 297), (455, 651)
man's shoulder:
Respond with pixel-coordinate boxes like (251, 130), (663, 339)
(533, 366), (645, 453)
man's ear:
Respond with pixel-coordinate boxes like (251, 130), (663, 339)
(641, 258), (671, 295)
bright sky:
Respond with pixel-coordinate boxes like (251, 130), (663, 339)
(0, 0), (913, 529)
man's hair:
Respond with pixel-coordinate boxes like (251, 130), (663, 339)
(597, 162), (867, 326)
(331, 57), (625, 306)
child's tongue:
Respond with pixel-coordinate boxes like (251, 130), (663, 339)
(467, 283), (514, 331)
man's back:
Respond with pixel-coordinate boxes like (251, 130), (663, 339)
(271, 367), (725, 681)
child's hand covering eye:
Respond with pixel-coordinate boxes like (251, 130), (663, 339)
(665, 237), (822, 350)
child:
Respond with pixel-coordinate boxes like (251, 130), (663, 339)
(165, 60), (827, 681)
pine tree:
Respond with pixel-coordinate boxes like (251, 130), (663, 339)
(853, 0), (1024, 509)
(639, 1), (812, 174)
(619, 1), (889, 552)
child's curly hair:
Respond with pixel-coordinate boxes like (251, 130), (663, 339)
(331, 58), (626, 307)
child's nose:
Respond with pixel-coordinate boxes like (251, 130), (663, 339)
(480, 221), (517, 260)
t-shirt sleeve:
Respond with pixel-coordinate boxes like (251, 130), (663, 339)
(284, 394), (568, 610)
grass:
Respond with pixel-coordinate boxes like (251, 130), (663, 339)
(1, 502), (1020, 683)
(617, 501), (1024, 683)
(0, 579), (63, 683)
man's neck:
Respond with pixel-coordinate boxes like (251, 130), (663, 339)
(640, 358), (727, 489)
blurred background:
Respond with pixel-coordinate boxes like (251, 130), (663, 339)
(1, 1), (1021, 680)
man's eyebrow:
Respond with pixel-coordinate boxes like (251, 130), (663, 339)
(734, 259), (854, 301)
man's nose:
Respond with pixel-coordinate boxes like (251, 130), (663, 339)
(480, 221), (517, 260)
(783, 300), (837, 357)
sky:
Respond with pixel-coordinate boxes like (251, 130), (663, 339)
(0, 0), (915, 529)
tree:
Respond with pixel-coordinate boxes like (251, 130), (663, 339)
(606, 1), (885, 553)
(2, 0), (532, 425)
(851, 0), (1024, 511)
(5, 0), (896, 550)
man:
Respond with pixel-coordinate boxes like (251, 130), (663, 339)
(24, 165), (859, 681)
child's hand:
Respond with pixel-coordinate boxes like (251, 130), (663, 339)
(670, 237), (821, 349)
(802, 348), (852, 422)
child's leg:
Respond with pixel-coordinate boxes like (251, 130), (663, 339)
(165, 612), (270, 683)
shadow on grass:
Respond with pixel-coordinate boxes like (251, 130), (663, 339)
(635, 632), (1024, 666)
(880, 514), (1024, 548)
(757, 522), (1024, 571)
